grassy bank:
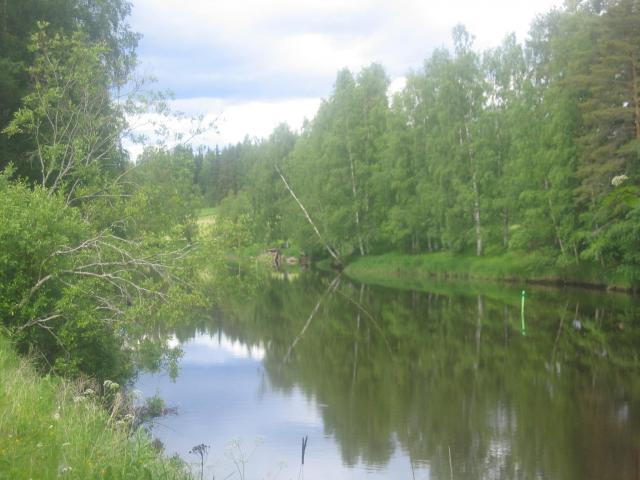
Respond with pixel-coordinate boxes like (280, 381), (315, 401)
(344, 252), (635, 292)
(0, 336), (190, 480)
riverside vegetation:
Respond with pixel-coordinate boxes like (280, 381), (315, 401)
(0, 335), (189, 479)
(0, 2), (264, 478)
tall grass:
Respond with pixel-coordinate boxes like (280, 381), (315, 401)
(0, 337), (191, 480)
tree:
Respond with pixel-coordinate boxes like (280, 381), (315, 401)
(0, 0), (139, 181)
(571, 0), (640, 269)
(0, 25), (201, 380)
(3, 23), (128, 204)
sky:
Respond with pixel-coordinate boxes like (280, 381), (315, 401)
(126, 0), (563, 157)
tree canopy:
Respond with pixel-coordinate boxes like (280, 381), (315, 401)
(198, 0), (640, 285)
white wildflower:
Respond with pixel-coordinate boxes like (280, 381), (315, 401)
(103, 380), (119, 391)
(612, 174), (629, 187)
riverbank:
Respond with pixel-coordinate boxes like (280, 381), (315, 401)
(344, 252), (636, 293)
(0, 336), (190, 480)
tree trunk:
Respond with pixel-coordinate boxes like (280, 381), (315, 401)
(346, 120), (365, 256)
(503, 208), (509, 249)
(462, 124), (483, 256)
(276, 166), (341, 264)
(544, 177), (567, 257)
(472, 176), (482, 257)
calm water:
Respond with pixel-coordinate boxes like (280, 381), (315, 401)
(135, 273), (640, 479)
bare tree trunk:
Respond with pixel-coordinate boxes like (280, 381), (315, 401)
(472, 175), (482, 257)
(462, 124), (483, 256)
(276, 166), (341, 264)
(346, 124), (365, 256)
(503, 208), (509, 249)
(413, 234), (420, 253)
(544, 178), (567, 257)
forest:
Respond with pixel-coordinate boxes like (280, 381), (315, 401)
(191, 1), (640, 285)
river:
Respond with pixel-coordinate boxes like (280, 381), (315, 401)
(135, 272), (640, 479)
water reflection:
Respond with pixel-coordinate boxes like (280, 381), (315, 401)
(136, 331), (423, 479)
(166, 332), (265, 364)
(136, 274), (640, 479)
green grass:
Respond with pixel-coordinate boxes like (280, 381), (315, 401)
(345, 252), (634, 292)
(196, 207), (217, 219)
(0, 336), (191, 480)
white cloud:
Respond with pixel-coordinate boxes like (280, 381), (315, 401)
(165, 332), (266, 365)
(124, 97), (322, 160)
(131, 0), (562, 81)
(196, 97), (322, 145)
(125, 0), (563, 154)
(388, 76), (407, 97)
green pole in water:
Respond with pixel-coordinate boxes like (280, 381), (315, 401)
(521, 290), (526, 336)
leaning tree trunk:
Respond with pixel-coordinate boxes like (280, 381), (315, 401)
(276, 166), (342, 264)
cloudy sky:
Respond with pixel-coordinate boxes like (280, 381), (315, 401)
(127, 0), (563, 155)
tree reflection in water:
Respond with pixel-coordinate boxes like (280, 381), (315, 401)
(157, 274), (640, 479)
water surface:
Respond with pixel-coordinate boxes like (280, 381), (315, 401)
(136, 274), (640, 479)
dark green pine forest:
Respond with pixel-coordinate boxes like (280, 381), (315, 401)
(194, 1), (640, 285)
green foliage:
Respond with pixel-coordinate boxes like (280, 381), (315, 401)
(128, 147), (202, 238)
(194, 213), (270, 303)
(3, 23), (127, 200)
(0, 0), (138, 181)
(0, 25), (209, 382)
(0, 1), (258, 477)
(196, 1), (640, 288)
(0, 173), (198, 381)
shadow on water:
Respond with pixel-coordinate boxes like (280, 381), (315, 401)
(140, 272), (640, 479)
